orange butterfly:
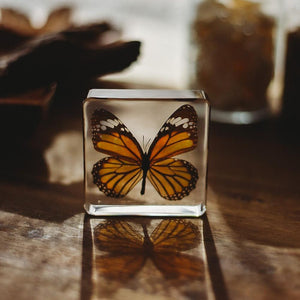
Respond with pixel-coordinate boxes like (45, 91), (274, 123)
(94, 219), (204, 282)
(91, 104), (198, 200)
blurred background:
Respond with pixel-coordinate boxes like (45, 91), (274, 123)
(0, 0), (191, 88)
(0, 0), (298, 125)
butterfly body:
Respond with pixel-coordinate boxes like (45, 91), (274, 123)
(91, 105), (199, 200)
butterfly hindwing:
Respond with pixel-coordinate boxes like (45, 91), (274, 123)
(94, 220), (144, 253)
(148, 158), (198, 200)
(150, 219), (201, 252)
(92, 157), (143, 198)
(91, 108), (143, 163)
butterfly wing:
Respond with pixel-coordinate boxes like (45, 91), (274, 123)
(94, 220), (146, 282)
(148, 104), (198, 163)
(152, 252), (204, 281)
(150, 219), (201, 252)
(147, 105), (198, 200)
(92, 157), (143, 197)
(149, 219), (203, 281)
(91, 108), (144, 197)
(148, 158), (198, 200)
(91, 108), (143, 163)
(96, 253), (146, 282)
(94, 220), (144, 253)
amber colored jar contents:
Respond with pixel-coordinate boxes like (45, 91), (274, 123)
(192, 0), (275, 111)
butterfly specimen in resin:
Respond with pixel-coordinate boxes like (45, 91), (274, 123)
(91, 104), (198, 200)
(94, 219), (204, 282)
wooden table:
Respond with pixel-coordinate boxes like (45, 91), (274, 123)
(0, 82), (299, 300)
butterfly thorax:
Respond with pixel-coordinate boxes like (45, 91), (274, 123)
(140, 152), (151, 195)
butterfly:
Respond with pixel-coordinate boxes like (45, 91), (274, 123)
(91, 104), (198, 200)
(94, 219), (204, 282)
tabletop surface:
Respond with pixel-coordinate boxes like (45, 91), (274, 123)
(0, 81), (299, 300)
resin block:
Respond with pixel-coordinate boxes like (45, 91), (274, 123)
(83, 89), (209, 217)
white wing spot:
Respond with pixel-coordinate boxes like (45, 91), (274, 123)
(107, 119), (119, 127)
(175, 117), (189, 127)
(169, 117), (175, 125)
(100, 120), (115, 128)
(183, 123), (188, 129)
(101, 125), (107, 131)
(173, 117), (182, 125)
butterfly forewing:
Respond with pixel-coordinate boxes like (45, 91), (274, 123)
(152, 252), (204, 281)
(148, 105), (198, 163)
(91, 109), (143, 163)
(96, 253), (146, 282)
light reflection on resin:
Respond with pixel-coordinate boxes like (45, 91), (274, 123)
(44, 131), (83, 185)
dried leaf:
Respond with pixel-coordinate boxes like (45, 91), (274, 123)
(0, 31), (140, 96)
(0, 7), (141, 96)
(37, 6), (73, 35)
(1, 7), (34, 36)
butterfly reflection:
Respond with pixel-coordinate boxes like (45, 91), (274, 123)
(94, 219), (204, 283)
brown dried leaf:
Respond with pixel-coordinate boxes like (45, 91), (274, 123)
(1, 7), (34, 36)
(1, 6), (73, 36)
(0, 32), (140, 96)
(37, 6), (73, 35)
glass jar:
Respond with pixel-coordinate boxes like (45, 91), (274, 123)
(281, 0), (300, 126)
(189, 0), (285, 124)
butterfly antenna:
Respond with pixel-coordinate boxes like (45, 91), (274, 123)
(142, 135), (145, 151)
(145, 138), (151, 153)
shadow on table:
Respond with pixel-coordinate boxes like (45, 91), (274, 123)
(81, 214), (93, 300)
(0, 117), (84, 222)
(0, 80), (136, 223)
(0, 81), (89, 222)
(208, 122), (300, 248)
(203, 214), (229, 300)
(206, 122), (300, 298)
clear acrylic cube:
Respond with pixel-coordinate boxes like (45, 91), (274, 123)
(83, 89), (209, 217)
